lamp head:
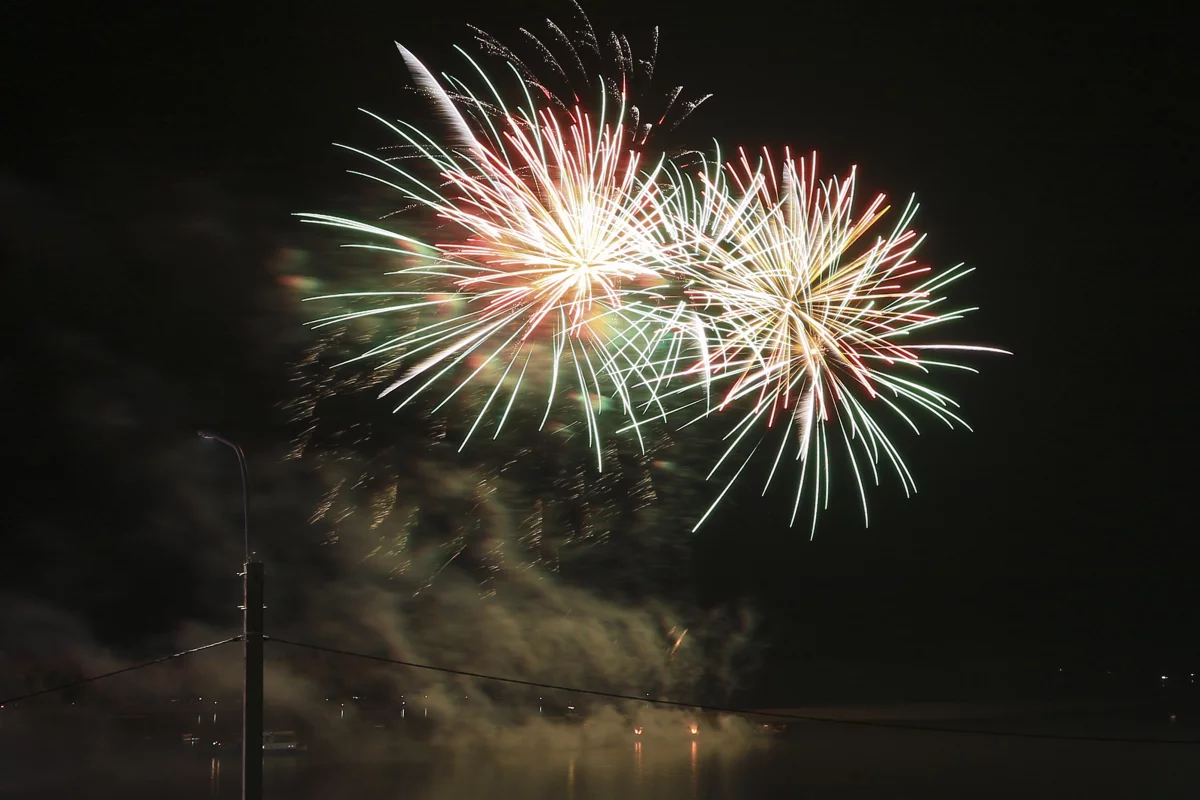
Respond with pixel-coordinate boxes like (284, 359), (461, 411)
(197, 430), (216, 440)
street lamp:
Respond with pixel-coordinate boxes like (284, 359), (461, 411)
(197, 430), (249, 560)
(198, 430), (262, 800)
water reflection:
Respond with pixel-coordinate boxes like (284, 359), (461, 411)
(690, 740), (698, 800)
(8, 708), (1200, 799)
(69, 737), (752, 800)
(14, 723), (1200, 800)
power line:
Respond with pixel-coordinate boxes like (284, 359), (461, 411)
(0, 636), (240, 706)
(268, 636), (1200, 745)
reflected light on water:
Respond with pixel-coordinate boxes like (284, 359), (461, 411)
(16, 718), (1200, 800)
(690, 740), (698, 799)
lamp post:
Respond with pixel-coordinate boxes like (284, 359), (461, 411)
(199, 431), (262, 800)
(197, 431), (249, 559)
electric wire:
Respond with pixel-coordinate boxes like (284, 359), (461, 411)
(0, 636), (241, 706)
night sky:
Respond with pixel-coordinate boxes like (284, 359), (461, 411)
(4, 1), (1196, 697)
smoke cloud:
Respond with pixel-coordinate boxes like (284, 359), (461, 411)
(1, 160), (766, 774)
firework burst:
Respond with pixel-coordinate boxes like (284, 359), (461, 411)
(298, 19), (1004, 539)
(661, 148), (1006, 533)
(298, 47), (690, 470)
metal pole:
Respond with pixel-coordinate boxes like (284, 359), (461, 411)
(234, 446), (250, 560)
(198, 432), (262, 800)
(242, 560), (264, 800)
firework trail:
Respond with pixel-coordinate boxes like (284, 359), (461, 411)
(298, 47), (695, 471)
(287, 319), (709, 600)
(468, 0), (711, 150)
(649, 148), (1006, 534)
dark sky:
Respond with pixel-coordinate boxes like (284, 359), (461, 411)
(3, 1), (1197, 689)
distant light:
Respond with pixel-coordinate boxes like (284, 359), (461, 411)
(1162, 675), (1169, 680)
